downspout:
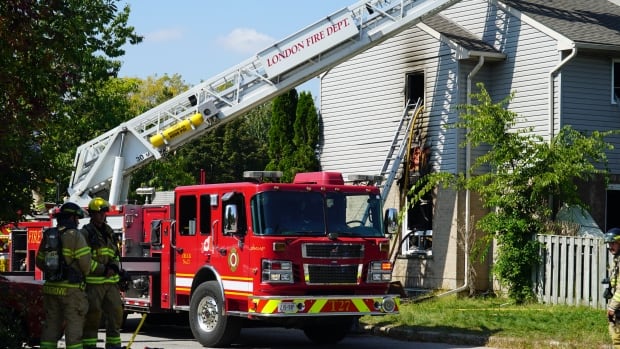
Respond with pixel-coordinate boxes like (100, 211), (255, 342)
(548, 47), (577, 142)
(438, 55), (485, 297)
(546, 47), (577, 218)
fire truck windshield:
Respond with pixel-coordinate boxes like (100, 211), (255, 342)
(251, 191), (384, 237)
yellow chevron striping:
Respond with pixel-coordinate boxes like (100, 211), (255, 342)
(263, 300), (279, 314)
(308, 299), (327, 313)
(352, 298), (370, 312)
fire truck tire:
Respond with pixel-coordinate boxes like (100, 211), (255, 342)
(302, 317), (353, 344)
(189, 281), (241, 347)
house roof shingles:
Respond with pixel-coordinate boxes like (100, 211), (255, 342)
(502, 0), (620, 49)
(423, 14), (501, 53)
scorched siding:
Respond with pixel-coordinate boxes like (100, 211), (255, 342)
(320, 24), (459, 179)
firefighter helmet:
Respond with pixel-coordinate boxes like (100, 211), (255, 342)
(57, 202), (86, 219)
(605, 228), (620, 243)
(88, 197), (110, 213)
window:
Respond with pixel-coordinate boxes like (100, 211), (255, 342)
(401, 195), (433, 257)
(406, 71), (425, 106)
(199, 194), (211, 235)
(178, 195), (197, 236)
(613, 60), (620, 104)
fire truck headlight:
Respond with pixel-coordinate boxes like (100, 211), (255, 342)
(262, 259), (294, 284)
(367, 261), (392, 283)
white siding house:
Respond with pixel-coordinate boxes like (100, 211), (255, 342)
(319, 0), (620, 293)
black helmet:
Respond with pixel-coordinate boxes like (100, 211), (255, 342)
(58, 202), (86, 219)
(604, 227), (620, 243)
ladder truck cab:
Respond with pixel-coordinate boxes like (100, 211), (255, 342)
(121, 171), (399, 346)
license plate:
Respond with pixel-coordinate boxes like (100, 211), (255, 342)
(278, 302), (297, 313)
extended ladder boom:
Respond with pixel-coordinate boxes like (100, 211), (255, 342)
(68, 0), (461, 206)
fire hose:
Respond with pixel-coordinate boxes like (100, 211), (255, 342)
(122, 313), (147, 349)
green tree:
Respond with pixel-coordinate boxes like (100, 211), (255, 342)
(0, 0), (141, 223)
(245, 102), (271, 147)
(409, 83), (615, 303)
(126, 74), (188, 116)
(266, 89), (298, 181)
(180, 107), (271, 185)
(43, 78), (141, 203)
(266, 89), (320, 181)
(291, 91), (320, 173)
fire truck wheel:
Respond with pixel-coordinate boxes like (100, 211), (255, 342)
(189, 280), (241, 347)
(302, 317), (353, 344)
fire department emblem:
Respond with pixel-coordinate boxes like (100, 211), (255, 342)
(228, 247), (239, 272)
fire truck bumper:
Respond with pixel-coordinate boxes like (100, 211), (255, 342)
(248, 295), (399, 316)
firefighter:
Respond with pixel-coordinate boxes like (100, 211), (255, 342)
(81, 197), (124, 349)
(36, 202), (92, 349)
(606, 227), (620, 349)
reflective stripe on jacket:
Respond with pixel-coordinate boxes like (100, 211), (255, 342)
(82, 222), (121, 284)
(35, 226), (91, 293)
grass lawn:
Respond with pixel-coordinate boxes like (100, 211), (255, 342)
(360, 295), (610, 348)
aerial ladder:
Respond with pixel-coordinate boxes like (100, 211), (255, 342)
(68, 0), (462, 206)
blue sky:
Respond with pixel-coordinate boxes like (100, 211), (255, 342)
(118, 1), (354, 99)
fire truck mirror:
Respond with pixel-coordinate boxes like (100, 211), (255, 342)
(384, 208), (399, 235)
(224, 204), (238, 235)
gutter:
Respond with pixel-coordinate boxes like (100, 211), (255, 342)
(437, 55), (485, 298)
(548, 47), (577, 142)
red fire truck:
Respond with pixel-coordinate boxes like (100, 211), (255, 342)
(114, 170), (399, 346)
(1, 219), (50, 279)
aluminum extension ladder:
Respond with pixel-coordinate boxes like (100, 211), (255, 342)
(379, 98), (423, 204)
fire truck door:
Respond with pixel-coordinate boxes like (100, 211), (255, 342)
(174, 194), (213, 295)
(211, 192), (252, 296)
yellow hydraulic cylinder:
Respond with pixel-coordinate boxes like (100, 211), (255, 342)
(150, 113), (204, 147)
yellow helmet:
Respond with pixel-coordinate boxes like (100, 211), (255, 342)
(88, 197), (110, 213)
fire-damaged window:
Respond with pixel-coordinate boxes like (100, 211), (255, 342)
(179, 195), (197, 236)
(406, 71), (424, 106)
(401, 194), (433, 257)
(400, 154), (433, 255)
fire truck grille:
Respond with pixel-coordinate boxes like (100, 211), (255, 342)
(304, 264), (360, 285)
(302, 243), (364, 258)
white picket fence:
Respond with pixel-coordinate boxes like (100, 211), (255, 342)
(533, 234), (610, 309)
